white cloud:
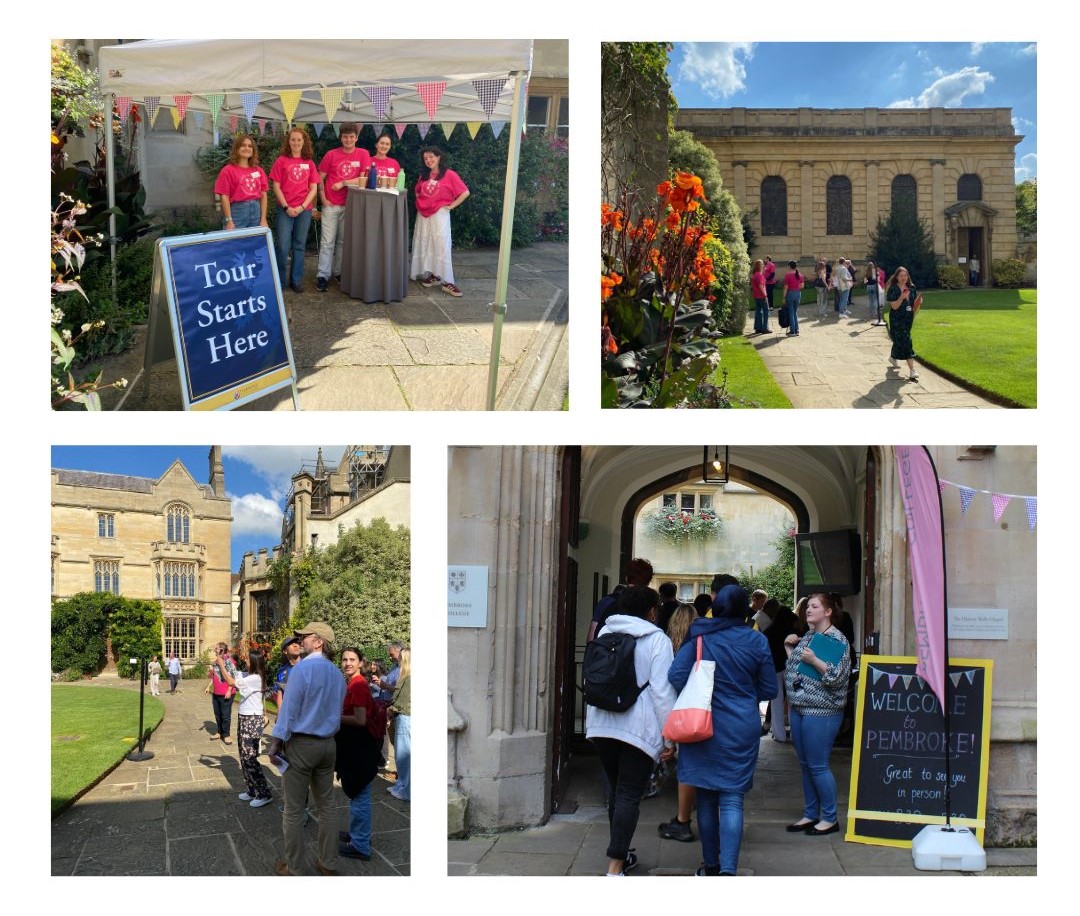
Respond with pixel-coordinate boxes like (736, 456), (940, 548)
(1020, 43), (1036, 56)
(229, 491), (283, 537)
(677, 42), (755, 100)
(1012, 116), (1033, 132)
(224, 445), (346, 500)
(888, 66), (994, 108)
(1015, 152), (1037, 182)
(970, 42), (985, 57)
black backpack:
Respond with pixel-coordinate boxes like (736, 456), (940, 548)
(583, 631), (648, 712)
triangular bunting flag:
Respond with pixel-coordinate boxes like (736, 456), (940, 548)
(898, 675), (910, 689)
(278, 90), (302, 124)
(116, 96), (133, 123)
(319, 88), (345, 122)
(472, 77), (510, 119)
(466, 121), (482, 139)
(395, 123), (407, 139)
(241, 92), (261, 121)
(959, 486), (975, 514)
(872, 668), (886, 684)
(441, 122), (456, 140)
(257, 118), (268, 135)
(887, 674), (899, 688)
(491, 120), (507, 139)
(965, 670), (977, 684)
(170, 107), (182, 130)
(992, 493), (1010, 523)
(363, 86), (395, 120)
(916, 676), (926, 690)
(949, 672), (963, 687)
(417, 81), (447, 120)
(333, 122), (341, 137)
(173, 94), (192, 120)
(417, 122), (431, 140)
(229, 115), (239, 132)
(205, 93), (226, 130)
(312, 121), (327, 139)
(143, 96), (161, 128)
(1025, 497), (1037, 530)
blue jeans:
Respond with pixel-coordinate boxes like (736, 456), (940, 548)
(697, 788), (745, 875)
(837, 288), (851, 315)
(228, 199), (261, 229)
(274, 207), (312, 287)
(393, 714), (411, 799)
(867, 283), (880, 320)
(753, 298), (769, 332)
(347, 781), (372, 854)
(784, 289), (800, 334)
(790, 709), (843, 823)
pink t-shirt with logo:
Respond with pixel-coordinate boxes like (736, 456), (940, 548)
(318, 146), (373, 206)
(751, 270), (766, 299)
(372, 156), (401, 179)
(214, 163), (269, 203)
(414, 168), (468, 218)
(269, 156), (319, 209)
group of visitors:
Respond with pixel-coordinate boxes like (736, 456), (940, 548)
(752, 255), (924, 381)
(199, 626), (411, 875)
(585, 558), (853, 877)
(213, 126), (469, 298)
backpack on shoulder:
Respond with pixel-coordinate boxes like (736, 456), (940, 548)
(583, 631), (648, 712)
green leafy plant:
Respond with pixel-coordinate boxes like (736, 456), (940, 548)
(739, 527), (797, 606)
(868, 208), (937, 288)
(51, 592), (114, 675)
(643, 507), (724, 543)
(992, 258), (1027, 288)
(1016, 179), (1036, 236)
(936, 263), (968, 289)
(108, 599), (164, 679)
(182, 650), (211, 680)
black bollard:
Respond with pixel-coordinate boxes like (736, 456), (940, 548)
(126, 656), (155, 762)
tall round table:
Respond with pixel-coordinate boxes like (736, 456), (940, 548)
(340, 187), (410, 303)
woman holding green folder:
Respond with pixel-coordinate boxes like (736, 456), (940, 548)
(783, 593), (852, 836)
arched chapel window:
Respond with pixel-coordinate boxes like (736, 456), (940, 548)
(826, 175), (852, 235)
(760, 176), (787, 236)
(957, 173), (982, 201)
(167, 504), (191, 544)
(891, 174), (918, 221)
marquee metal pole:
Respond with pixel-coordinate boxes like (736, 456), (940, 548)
(485, 69), (529, 411)
(105, 92), (118, 311)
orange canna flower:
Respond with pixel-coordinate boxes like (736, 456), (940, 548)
(600, 271), (623, 301)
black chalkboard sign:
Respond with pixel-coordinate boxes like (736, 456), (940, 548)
(846, 655), (993, 848)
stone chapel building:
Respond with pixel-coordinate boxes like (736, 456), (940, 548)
(676, 107), (1021, 283)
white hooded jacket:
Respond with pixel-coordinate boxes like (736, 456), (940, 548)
(585, 614), (678, 760)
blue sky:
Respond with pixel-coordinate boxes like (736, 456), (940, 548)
(51, 445), (346, 572)
(669, 42), (1037, 181)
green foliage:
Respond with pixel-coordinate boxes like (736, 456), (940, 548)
(740, 210), (757, 255)
(936, 263), (968, 289)
(1016, 179), (1036, 235)
(108, 599), (165, 679)
(702, 236), (735, 330)
(183, 650), (211, 680)
(51, 593), (114, 675)
(992, 258), (1027, 288)
(51, 44), (104, 157)
(643, 507), (723, 543)
(868, 208), (937, 288)
(739, 527), (797, 606)
(713, 192), (751, 335)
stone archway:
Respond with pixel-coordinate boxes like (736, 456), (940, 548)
(945, 200), (997, 286)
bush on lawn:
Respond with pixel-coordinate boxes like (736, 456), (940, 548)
(992, 258), (1027, 288)
(936, 264), (968, 289)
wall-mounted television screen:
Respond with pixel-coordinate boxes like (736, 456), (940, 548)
(795, 528), (861, 596)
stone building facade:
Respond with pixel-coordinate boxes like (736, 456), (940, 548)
(51, 447), (233, 664)
(447, 446), (1036, 847)
(676, 107), (1021, 283)
(236, 445), (410, 640)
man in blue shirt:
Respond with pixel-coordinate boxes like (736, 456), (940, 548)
(267, 622), (346, 876)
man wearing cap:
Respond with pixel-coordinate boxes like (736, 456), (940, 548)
(273, 635), (303, 712)
(267, 622), (346, 876)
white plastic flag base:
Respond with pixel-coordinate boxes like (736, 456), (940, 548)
(911, 824), (986, 871)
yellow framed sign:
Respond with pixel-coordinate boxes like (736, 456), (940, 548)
(846, 655), (993, 848)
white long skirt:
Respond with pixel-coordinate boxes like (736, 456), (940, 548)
(410, 207), (455, 284)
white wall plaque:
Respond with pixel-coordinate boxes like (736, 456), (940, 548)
(948, 607), (1009, 640)
(448, 565), (489, 628)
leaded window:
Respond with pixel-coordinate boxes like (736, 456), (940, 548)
(167, 504), (191, 544)
(826, 176), (852, 235)
(957, 173), (982, 201)
(97, 513), (115, 538)
(163, 561), (197, 598)
(891, 174), (917, 221)
(760, 176), (787, 236)
(164, 616), (197, 661)
(254, 592), (276, 634)
(94, 560), (120, 594)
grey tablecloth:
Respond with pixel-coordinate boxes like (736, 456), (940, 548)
(340, 187), (410, 303)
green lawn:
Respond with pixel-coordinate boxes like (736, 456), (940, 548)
(710, 334), (793, 408)
(911, 288), (1036, 407)
(52, 684), (164, 814)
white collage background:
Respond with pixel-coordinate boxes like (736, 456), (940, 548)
(18, 2), (1061, 906)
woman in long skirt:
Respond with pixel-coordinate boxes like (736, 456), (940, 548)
(411, 147), (469, 297)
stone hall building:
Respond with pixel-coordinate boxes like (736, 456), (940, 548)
(676, 107), (1021, 283)
(51, 447), (233, 663)
(447, 446), (1036, 847)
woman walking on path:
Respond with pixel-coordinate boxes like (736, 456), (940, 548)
(782, 260), (803, 337)
(388, 648), (411, 801)
(235, 649), (274, 807)
(864, 261), (882, 323)
(783, 593), (852, 836)
(668, 585), (776, 876)
(750, 259), (770, 334)
(885, 266), (923, 381)
(148, 656), (161, 697)
(814, 259), (830, 319)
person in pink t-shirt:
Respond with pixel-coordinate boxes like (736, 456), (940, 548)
(315, 123), (372, 292)
(410, 146), (470, 297)
(782, 260), (804, 337)
(371, 133), (401, 181)
(214, 133), (268, 230)
(269, 127), (319, 292)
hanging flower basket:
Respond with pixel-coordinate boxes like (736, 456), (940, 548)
(643, 508), (724, 543)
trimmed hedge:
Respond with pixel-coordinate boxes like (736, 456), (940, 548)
(992, 258), (1027, 288)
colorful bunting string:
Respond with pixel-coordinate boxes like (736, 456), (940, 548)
(417, 81), (446, 120)
(939, 478), (1037, 529)
(143, 96), (161, 128)
(472, 78), (509, 119)
(868, 664), (981, 688)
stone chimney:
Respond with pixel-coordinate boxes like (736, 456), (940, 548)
(209, 446), (225, 496)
